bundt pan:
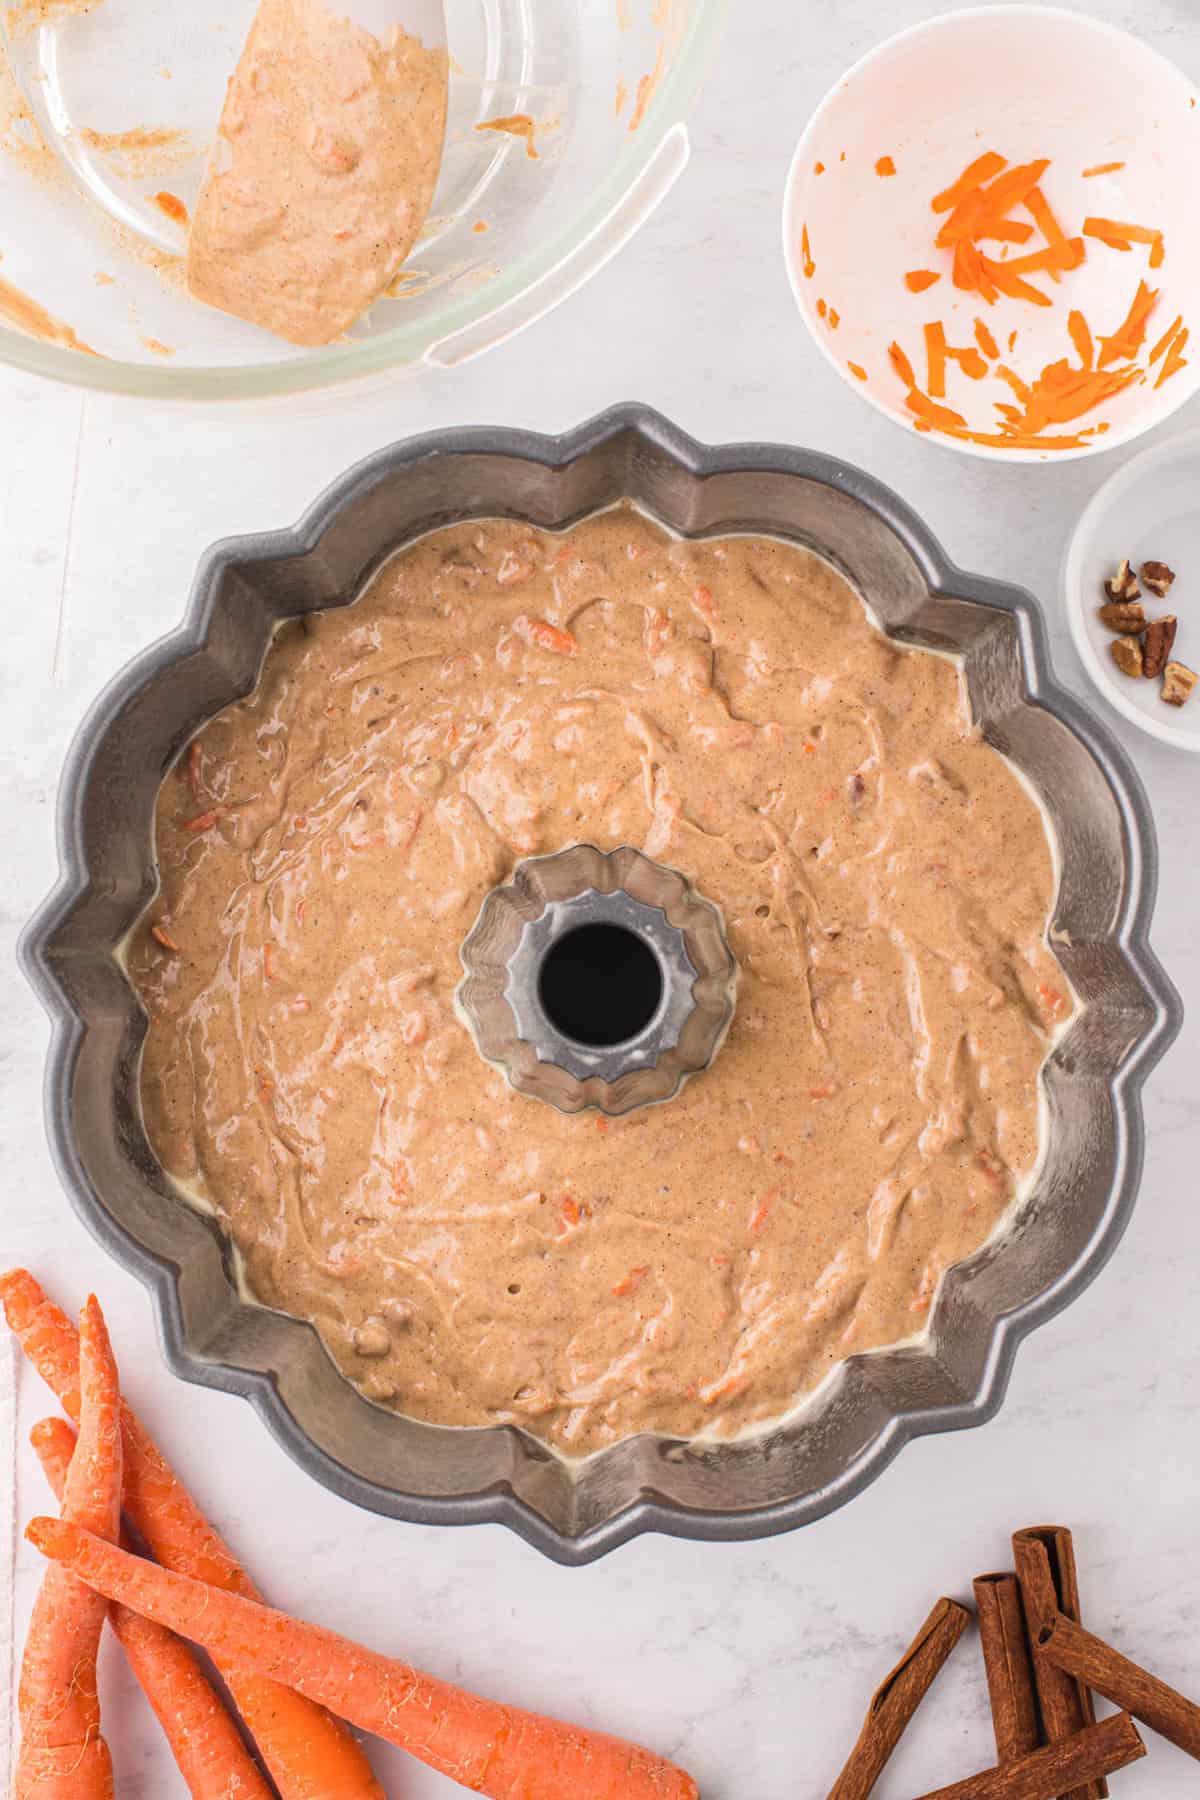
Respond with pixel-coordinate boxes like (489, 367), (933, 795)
(21, 405), (1180, 1565)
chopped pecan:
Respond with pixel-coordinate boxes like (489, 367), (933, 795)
(1162, 660), (1198, 707)
(1098, 600), (1146, 633)
(1141, 559), (1176, 598)
(1142, 615), (1178, 679)
(1104, 558), (1141, 602)
(1110, 636), (1144, 678)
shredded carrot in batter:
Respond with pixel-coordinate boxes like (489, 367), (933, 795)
(905, 269), (941, 292)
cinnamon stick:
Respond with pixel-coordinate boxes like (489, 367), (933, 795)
(826, 1596), (971, 1800)
(1012, 1527), (1104, 1800)
(911, 1713), (1144, 1800)
(1039, 1610), (1200, 1762)
(974, 1574), (1041, 1762)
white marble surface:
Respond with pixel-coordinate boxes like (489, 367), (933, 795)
(2, 3), (1199, 1794)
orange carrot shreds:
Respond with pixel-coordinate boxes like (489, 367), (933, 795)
(801, 222), (815, 279)
(27, 1521), (703, 1800)
(1000, 358), (1144, 437)
(0, 1271), (386, 1800)
(1083, 216), (1164, 264)
(817, 296), (827, 319)
(828, 307), (840, 329)
(905, 268), (941, 292)
(1023, 184), (1066, 246)
(936, 189), (989, 249)
(906, 388), (968, 430)
(972, 157), (1050, 230)
(1068, 309), (1095, 369)
(1156, 326), (1189, 388)
(888, 340), (917, 387)
(1008, 329), (1018, 351)
(1097, 278), (1159, 367)
(995, 363), (1032, 405)
(150, 923), (180, 952)
(1082, 161), (1125, 177)
(847, 362), (868, 381)
(974, 318), (999, 359)
(931, 149), (1007, 213)
(997, 238), (1086, 277)
(875, 155), (896, 177)
(979, 255), (1053, 307)
(512, 614), (579, 656)
(182, 807), (222, 832)
(31, 1417), (276, 1800)
(814, 159), (825, 174)
(612, 1266), (649, 1298)
(947, 345), (989, 381)
(975, 217), (1034, 245)
(154, 190), (189, 225)
(924, 321), (947, 397)
(952, 238), (998, 303)
(1150, 313), (1185, 365)
(15, 1299), (121, 1800)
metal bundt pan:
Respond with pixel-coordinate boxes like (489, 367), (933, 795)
(21, 405), (1181, 1564)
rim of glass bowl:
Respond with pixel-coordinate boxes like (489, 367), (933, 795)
(0, 0), (728, 402)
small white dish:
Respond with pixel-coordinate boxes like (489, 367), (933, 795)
(1065, 430), (1200, 752)
(782, 6), (1200, 463)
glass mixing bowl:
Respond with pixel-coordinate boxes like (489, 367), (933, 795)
(0, 0), (724, 399)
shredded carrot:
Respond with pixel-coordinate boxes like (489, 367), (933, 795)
(906, 388), (967, 430)
(801, 223), (815, 279)
(875, 155), (896, 177)
(1082, 161), (1125, 177)
(947, 345), (988, 381)
(513, 615), (578, 656)
(980, 255), (1053, 306)
(847, 362), (868, 381)
(150, 923), (180, 952)
(153, 190), (188, 226)
(182, 808), (222, 833)
(1149, 313), (1184, 365)
(974, 319), (999, 360)
(995, 364), (1032, 403)
(612, 1267), (649, 1299)
(924, 322), (947, 397)
(1156, 327), (1189, 388)
(905, 269), (941, 292)
(1096, 279), (1159, 368)
(996, 238), (1085, 277)
(972, 158), (1050, 231)
(814, 160), (825, 175)
(931, 150), (1007, 213)
(1083, 216), (1164, 266)
(748, 1200), (772, 1236)
(888, 341), (916, 387)
(1067, 309), (1094, 369)
(28, 1521), (702, 1800)
(976, 217), (1034, 245)
(817, 297), (827, 319)
(828, 307), (840, 329)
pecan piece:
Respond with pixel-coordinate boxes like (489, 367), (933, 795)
(1098, 600), (1146, 632)
(1142, 615), (1178, 679)
(1162, 660), (1198, 707)
(1110, 636), (1144, 678)
(1141, 559), (1176, 598)
(1104, 558), (1141, 601)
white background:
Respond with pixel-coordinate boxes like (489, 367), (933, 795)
(3, 3), (1199, 1794)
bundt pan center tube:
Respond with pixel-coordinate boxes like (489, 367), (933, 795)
(20, 406), (1180, 1565)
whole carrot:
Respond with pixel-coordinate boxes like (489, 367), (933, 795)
(15, 1298), (121, 1799)
(0, 1269), (384, 1800)
(32, 1416), (274, 1800)
(28, 1519), (701, 1800)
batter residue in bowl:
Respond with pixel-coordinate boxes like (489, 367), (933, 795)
(187, 0), (448, 346)
(129, 508), (1069, 1455)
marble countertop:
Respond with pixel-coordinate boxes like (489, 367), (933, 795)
(2, 2), (1199, 1794)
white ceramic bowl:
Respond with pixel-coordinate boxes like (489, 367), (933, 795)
(782, 7), (1200, 463)
(1065, 429), (1200, 753)
(0, 0), (725, 401)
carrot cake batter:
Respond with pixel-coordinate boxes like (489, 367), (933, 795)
(130, 508), (1068, 1454)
